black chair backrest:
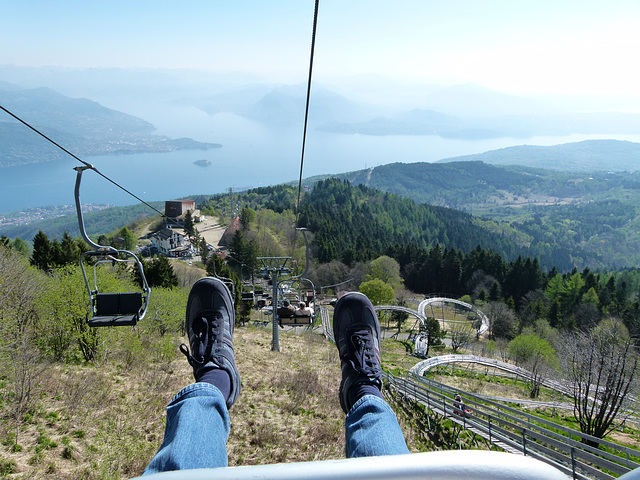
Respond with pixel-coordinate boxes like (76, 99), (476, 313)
(95, 292), (143, 316)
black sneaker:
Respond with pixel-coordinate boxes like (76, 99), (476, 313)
(180, 277), (241, 409)
(333, 292), (383, 413)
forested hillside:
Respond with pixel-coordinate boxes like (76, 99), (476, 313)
(297, 178), (524, 264)
(9, 148), (640, 270)
(325, 159), (640, 270)
(199, 179), (526, 265)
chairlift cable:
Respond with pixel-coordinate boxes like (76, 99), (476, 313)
(3, 0), (320, 231)
(295, 0), (320, 227)
(0, 104), (167, 220)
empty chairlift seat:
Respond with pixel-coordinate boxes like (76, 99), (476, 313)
(90, 292), (144, 327)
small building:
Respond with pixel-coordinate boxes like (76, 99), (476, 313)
(165, 200), (196, 218)
(150, 228), (189, 257)
(165, 200), (203, 224)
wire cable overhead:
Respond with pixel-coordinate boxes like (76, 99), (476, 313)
(0, 104), (167, 220)
(295, 0), (320, 226)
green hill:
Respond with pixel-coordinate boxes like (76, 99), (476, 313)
(8, 141), (640, 272)
(323, 153), (640, 270)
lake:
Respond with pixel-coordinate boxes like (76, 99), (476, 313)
(2, 110), (639, 214)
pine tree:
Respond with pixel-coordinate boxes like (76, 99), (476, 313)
(183, 210), (195, 239)
(60, 232), (81, 265)
(31, 230), (53, 272)
(488, 281), (501, 301)
(239, 206), (256, 231)
(133, 256), (179, 289)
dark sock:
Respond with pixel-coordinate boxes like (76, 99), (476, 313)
(198, 367), (231, 401)
(348, 383), (383, 410)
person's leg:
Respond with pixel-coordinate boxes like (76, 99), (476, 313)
(144, 277), (241, 474)
(345, 394), (409, 457)
(144, 383), (230, 473)
(333, 292), (409, 458)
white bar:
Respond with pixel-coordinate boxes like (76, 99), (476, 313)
(135, 451), (569, 480)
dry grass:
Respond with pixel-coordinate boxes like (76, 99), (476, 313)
(0, 326), (354, 479)
(4, 321), (637, 479)
(0, 353), (190, 479)
(13, 320), (615, 479)
(228, 327), (345, 466)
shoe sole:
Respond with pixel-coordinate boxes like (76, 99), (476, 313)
(185, 277), (234, 338)
(333, 292), (382, 413)
(333, 292), (381, 346)
(185, 277), (240, 408)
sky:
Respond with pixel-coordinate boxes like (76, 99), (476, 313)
(2, 0), (640, 98)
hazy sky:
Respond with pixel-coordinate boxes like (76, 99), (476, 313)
(3, 0), (640, 98)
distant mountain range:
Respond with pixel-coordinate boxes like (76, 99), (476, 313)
(186, 81), (640, 140)
(3, 66), (640, 169)
(0, 81), (220, 167)
(6, 139), (640, 270)
(320, 139), (640, 207)
(437, 139), (640, 172)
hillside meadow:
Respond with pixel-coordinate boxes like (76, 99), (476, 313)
(2, 268), (638, 479)
(0, 324), (345, 479)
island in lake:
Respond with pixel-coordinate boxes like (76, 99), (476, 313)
(194, 159), (212, 167)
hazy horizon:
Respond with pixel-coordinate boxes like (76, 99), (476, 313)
(3, 1), (640, 98)
(3, 2), (640, 215)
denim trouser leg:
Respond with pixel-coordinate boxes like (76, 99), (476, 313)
(144, 383), (229, 474)
(345, 394), (410, 458)
(144, 388), (406, 474)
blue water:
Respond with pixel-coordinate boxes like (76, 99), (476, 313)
(2, 111), (639, 214)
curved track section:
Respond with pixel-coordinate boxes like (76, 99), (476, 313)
(409, 354), (571, 395)
(418, 297), (489, 335)
(373, 305), (427, 324)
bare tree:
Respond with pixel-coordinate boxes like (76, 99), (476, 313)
(449, 322), (475, 353)
(467, 270), (498, 302)
(0, 246), (43, 337)
(486, 301), (516, 340)
(559, 318), (639, 446)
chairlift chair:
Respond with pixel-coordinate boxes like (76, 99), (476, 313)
(277, 277), (316, 327)
(241, 279), (264, 303)
(74, 166), (150, 327)
(80, 252), (150, 327)
(240, 289), (255, 302)
(275, 229), (317, 327)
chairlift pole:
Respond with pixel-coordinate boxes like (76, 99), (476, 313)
(258, 229), (311, 352)
(258, 257), (291, 352)
(271, 269), (280, 352)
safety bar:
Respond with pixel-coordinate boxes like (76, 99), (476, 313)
(134, 451), (569, 480)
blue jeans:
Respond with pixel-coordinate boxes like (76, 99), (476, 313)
(144, 383), (408, 474)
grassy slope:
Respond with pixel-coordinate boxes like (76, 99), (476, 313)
(3, 317), (639, 479)
(0, 326), (348, 479)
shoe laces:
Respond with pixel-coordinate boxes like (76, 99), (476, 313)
(348, 328), (381, 378)
(180, 314), (223, 368)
